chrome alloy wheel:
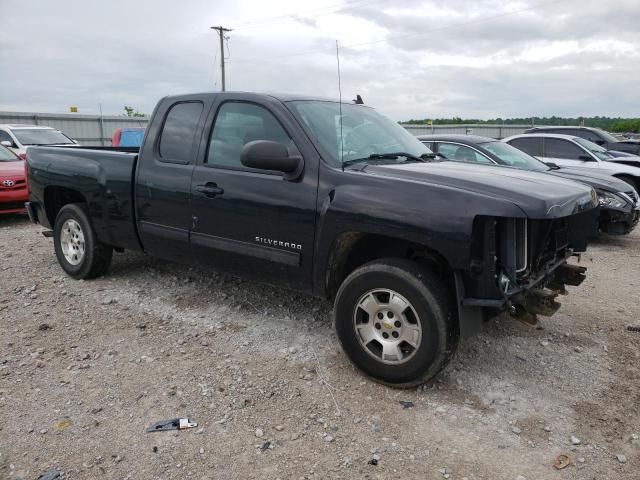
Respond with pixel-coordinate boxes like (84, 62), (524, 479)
(353, 289), (422, 365)
(60, 219), (86, 266)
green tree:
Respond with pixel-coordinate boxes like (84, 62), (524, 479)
(124, 106), (146, 118)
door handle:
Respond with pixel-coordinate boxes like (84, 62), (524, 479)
(196, 183), (224, 198)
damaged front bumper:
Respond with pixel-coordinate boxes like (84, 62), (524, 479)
(599, 206), (640, 235)
(455, 210), (597, 336)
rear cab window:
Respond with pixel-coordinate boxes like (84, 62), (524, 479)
(158, 102), (204, 164)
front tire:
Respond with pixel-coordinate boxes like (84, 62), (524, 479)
(334, 258), (458, 388)
(53, 203), (113, 279)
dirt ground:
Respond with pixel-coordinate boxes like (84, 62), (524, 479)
(1, 214), (638, 480)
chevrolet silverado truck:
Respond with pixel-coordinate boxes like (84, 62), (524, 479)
(26, 92), (598, 387)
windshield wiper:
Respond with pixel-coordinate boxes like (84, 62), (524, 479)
(343, 152), (433, 168)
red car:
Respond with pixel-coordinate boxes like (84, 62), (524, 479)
(0, 144), (28, 214)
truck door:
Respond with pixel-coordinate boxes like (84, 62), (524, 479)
(135, 98), (207, 262)
(189, 96), (318, 291)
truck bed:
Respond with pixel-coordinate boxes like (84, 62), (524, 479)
(26, 146), (142, 251)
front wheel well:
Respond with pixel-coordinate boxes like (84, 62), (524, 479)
(325, 232), (453, 300)
(44, 186), (87, 227)
(612, 174), (639, 192)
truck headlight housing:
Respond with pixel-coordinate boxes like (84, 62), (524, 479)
(598, 191), (627, 209)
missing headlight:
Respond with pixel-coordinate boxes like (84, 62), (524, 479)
(498, 217), (528, 280)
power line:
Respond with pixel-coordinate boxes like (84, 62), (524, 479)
(228, 0), (569, 64)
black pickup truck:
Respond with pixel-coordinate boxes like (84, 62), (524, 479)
(26, 92), (598, 387)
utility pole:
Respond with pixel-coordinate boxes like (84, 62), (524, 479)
(210, 26), (232, 91)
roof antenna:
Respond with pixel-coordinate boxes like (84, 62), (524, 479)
(336, 40), (344, 171)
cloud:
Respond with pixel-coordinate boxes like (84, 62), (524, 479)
(0, 0), (639, 121)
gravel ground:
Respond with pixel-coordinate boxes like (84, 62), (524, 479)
(1, 214), (638, 480)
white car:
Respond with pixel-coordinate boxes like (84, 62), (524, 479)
(0, 124), (78, 159)
(504, 133), (640, 192)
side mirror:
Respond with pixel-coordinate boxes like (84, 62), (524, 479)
(0, 140), (14, 148)
(578, 154), (594, 162)
(594, 140), (605, 146)
(544, 161), (560, 169)
(240, 140), (301, 176)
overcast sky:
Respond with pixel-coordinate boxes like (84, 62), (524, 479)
(0, 0), (638, 120)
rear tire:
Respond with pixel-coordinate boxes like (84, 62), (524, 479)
(334, 258), (458, 388)
(53, 203), (113, 279)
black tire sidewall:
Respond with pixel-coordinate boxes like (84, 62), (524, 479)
(335, 261), (452, 386)
(54, 204), (98, 279)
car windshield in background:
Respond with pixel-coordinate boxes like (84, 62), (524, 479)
(12, 129), (74, 146)
(288, 101), (431, 166)
(481, 141), (549, 172)
(574, 137), (612, 161)
(596, 130), (620, 144)
(0, 145), (18, 161)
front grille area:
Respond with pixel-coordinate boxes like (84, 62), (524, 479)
(0, 178), (26, 191)
(624, 190), (639, 206)
(0, 201), (26, 211)
(515, 218), (527, 273)
(467, 210), (597, 302)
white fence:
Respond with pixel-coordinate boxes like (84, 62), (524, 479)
(0, 111), (149, 146)
(402, 124), (533, 139)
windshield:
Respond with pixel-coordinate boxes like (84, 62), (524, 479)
(0, 145), (18, 162)
(595, 129), (619, 144)
(481, 141), (549, 172)
(287, 101), (431, 166)
(12, 128), (74, 146)
(573, 137), (611, 160)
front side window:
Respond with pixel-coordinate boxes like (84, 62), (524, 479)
(481, 141), (548, 172)
(436, 143), (493, 164)
(573, 137), (612, 160)
(207, 102), (292, 169)
(12, 128), (74, 146)
(159, 102), (204, 164)
(420, 141), (434, 151)
(544, 138), (585, 160)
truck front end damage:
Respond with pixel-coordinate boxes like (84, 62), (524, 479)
(458, 208), (598, 332)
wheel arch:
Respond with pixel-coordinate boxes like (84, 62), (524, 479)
(44, 186), (88, 227)
(324, 231), (454, 301)
(612, 174), (640, 192)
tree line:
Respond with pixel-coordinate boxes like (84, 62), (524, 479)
(402, 116), (640, 133)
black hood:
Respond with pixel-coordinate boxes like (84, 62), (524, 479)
(362, 161), (597, 219)
(548, 166), (632, 193)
